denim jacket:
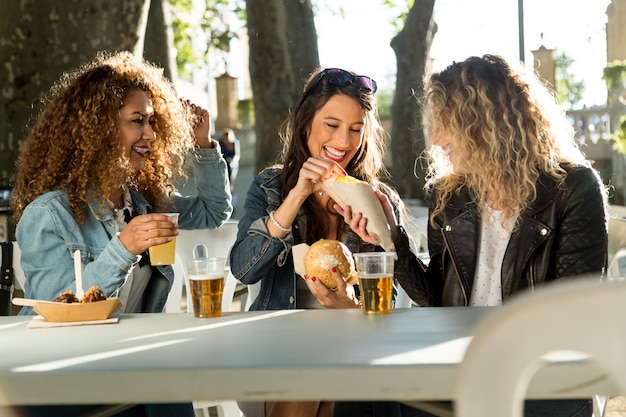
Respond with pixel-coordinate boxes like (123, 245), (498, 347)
(17, 146), (232, 315)
(230, 167), (390, 311)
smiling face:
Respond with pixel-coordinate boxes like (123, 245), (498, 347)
(118, 89), (155, 170)
(306, 94), (365, 168)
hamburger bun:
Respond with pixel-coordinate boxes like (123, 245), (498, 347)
(304, 239), (358, 289)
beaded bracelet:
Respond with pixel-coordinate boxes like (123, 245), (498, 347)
(269, 211), (291, 234)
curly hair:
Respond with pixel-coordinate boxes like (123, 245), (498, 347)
(279, 67), (399, 243)
(11, 50), (196, 223)
(421, 54), (590, 227)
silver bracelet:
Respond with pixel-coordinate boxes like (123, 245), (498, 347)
(269, 211), (291, 234)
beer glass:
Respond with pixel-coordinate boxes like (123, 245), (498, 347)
(148, 213), (179, 265)
(187, 257), (225, 318)
(353, 252), (396, 315)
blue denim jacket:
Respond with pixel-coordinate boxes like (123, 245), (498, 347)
(17, 147), (232, 315)
(230, 167), (387, 311)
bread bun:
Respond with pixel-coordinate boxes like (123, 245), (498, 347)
(304, 239), (358, 289)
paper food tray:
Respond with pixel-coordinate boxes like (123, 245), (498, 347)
(33, 297), (122, 323)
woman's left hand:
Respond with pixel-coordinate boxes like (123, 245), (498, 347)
(303, 269), (361, 309)
(335, 189), (400, 244)
(184, 100), (213, 148)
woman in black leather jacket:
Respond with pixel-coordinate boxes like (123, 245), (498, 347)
(338, 54), (608, 417)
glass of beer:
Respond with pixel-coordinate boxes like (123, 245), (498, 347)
(148, 213), (179, 265)
(353, 252), (396, 315)
(187, 257), (225, 318)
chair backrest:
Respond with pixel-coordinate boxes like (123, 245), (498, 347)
(404, 203), (428, 253)
(175, 221), (239, 264)
(608, 216), (626, 279)
(455, 277), (626, 417)
(167, 221), (240, 313)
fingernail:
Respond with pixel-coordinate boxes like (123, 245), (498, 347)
(331, 267), (337, 273)
(311, 277), (317, 282)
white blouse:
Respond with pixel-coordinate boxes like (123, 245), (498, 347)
(470, 205), (519, 306)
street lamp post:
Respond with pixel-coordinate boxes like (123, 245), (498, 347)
(518, 0), (525, 63)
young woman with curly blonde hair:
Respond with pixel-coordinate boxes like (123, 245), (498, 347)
(341, 54), (607, 417)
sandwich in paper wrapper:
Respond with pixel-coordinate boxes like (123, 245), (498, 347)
(322, 174), (395, 252)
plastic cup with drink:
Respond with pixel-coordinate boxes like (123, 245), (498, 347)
(187, 257), (225, 318)
(353, 252), (396, 315)
(148, 213), (179, 266)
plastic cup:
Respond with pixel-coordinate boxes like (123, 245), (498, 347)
(187, 257), (225, 318)
(148, 213), (179, 266)
(353, 252), (396, 315)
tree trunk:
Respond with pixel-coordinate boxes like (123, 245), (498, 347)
(0, 0), (150, 187)
(390, 0), (436, 203)
(246, 0), (319, 173)
(144, 0), (177, 84)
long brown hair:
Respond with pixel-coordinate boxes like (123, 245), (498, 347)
(279, 67), (399, 243)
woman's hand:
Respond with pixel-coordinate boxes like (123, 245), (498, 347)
(117, 214), (179, 256)
(184, 99), (213, 148)
(303, 268), (360, 309)
(335, 189), (400, 245)
(291, 156), (347, 199)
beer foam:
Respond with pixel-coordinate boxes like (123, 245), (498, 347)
(189, 273), (223, 281)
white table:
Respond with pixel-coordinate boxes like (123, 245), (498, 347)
(0, 308), (612, 406)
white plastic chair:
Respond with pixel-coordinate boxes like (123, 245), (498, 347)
(404, 203), (428, 253)
(166, 221), (241, 313)
(455, 277), (626, 417)
(608, 217), (626, 280)
(168, 222), (243, 417)
(7, 242), (25, 292)
(242, 276), (260, 312)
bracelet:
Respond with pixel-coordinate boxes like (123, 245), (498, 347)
(269, 211), (291, 234)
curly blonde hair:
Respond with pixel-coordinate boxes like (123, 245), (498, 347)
(11, 51), (196, 223)
(422, 54), (590, 227)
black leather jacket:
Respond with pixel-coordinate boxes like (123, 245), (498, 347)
(394, 165), (608, 307)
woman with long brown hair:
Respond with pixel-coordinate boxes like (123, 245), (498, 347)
(231, 67), (404, 417)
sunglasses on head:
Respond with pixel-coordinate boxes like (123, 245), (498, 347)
(305, 68), (378, 96)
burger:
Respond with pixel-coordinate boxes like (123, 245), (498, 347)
(304, 239), (358, 289)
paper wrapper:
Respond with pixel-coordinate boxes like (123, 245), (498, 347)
(322, 180), (395, 252)
(292, 243), (310, 277)
(33, 297), (122, 323)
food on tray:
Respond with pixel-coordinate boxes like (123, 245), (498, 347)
(333, 174), (367, 184)
(82, 286), (107, 302)
(53, 290), (80, 303)
(51, 286), (107, 304)
(35, 286), (120, 323)
(34, 297), (122, 323)
(304, 239), (358, 289)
